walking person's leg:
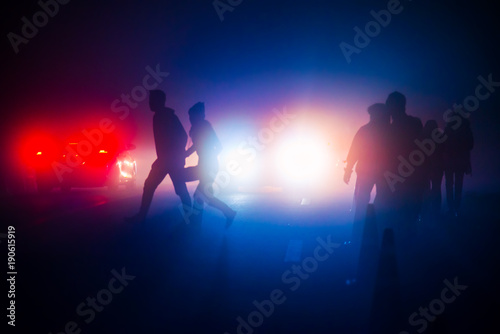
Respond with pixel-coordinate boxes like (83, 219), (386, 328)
(127, 160), (168, 222)
(436, 170), (443, 215)
(196, 176), (236, 227)
(351, 174), (375, 269)
(444, 170), (454, 214)
(170, 167), (193, 212)
(454, 171), (465, 214)
(353, 174), (373, 224)
(193, 182), (205, 212)
(431, 170), (443, 217)
(173, 165), (205, 224)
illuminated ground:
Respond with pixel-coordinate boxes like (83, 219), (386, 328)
(3, 186), (500, 333)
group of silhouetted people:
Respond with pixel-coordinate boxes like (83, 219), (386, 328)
(125, 89), (473, 238)
(125, 90), (236, 226)
(344, 91), (473, 245)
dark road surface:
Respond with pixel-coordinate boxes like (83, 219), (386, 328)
(2, 186), (500, 333)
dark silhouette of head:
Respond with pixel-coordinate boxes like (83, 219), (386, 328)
(149, 90), (166, 112)
(368, 103), (390, 124)
(386, 91), (406, 120)
(189, 102), (205, 125)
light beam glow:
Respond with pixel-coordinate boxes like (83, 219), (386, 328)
(274, 133), (331, 186)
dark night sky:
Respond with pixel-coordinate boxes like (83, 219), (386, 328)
(1, 0), (500, 188)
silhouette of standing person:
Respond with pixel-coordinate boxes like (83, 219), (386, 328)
(183, 102), (236, 226)
(344, 103), (391, 255)
(443, 115), (473, 217)
(126, 90), (191, 223)
(385, 92), (423, 234)
(421, 120), (445, 218)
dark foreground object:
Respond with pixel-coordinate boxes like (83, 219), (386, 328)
(1, 190), (499, 333)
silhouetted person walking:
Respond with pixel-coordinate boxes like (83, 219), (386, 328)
(443, 115), (473, 217)
(126, 90), (191, 222)
(344, 103), (391, 257)
(421, 120), (445, 218)
(385, 92), (423, 234)
(183, 102), (236, 226)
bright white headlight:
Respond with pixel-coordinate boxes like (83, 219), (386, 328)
(275, 135), (331, 186)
